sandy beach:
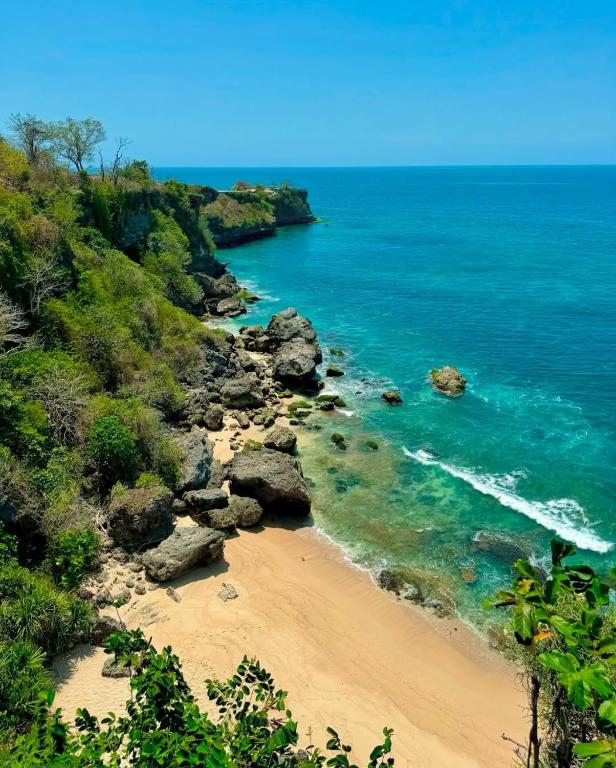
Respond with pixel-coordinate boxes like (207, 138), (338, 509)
(53, 519), (527, 768)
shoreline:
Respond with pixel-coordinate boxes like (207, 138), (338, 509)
(54, 521), (526, 767)
(53, 218), (527, 765)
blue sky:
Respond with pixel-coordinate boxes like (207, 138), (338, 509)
(1, 1), (614, 166)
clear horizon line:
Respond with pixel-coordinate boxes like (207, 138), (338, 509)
(152, 162), (616, 170)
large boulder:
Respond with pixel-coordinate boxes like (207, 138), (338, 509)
(228, 495), (264, 527)
(196, 273), (239, 299)
(272, 341), (321, 387)
(267, 309), (322, 388)
(263, 426), (297, 454)
(175, 428), (213, 493)
(431, 366), (467, 396)
(203, 404), (225, 431)
(267, 307), (318, 346)
(91, 614), (125, 646)
(183, 488), (229, 522)
(227, 448), (311, 516)
(141, 526), (225, 582)
(221, 376), (264, 409)
(107, 485), (173, 552)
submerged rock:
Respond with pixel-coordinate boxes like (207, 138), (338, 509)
(227, 448), (311, 516)
(473, 530), (528, 564)
(431, 366), (467, 396)
(141, 526), (225, 582)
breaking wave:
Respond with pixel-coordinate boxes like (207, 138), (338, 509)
(403, 448), (613, 554)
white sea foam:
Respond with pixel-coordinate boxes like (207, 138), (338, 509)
(403, 448), (613, 554)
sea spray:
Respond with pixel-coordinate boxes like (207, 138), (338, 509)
(403, 448), (613, 554)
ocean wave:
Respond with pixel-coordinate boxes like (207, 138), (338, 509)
(403, 448), (613, 554)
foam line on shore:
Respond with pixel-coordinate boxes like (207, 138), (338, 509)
(403, 448), (613, 554)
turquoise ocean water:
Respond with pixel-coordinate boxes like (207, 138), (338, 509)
(156, 166), (616, 626)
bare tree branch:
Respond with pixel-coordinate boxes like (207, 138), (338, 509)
(0, 291), (28, 356)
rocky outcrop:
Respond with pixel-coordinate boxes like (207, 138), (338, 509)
(267, 308), (322, 388)
(228, 495), (264, 527)
(183, 488), (228, 514)
(272, 186), (316, 226)
(263, 426), (297, 454)
(227, 448), (311, 516)
(382, 389), (403, 405)
(141, 526), (225, 582)
(221, 376), (264, 409)
(473, 531), (528, 564)
(175, 428), (213, 493)
(431, 366), (467, 396)
(215, 297), (246, 317)
(107, 486), (174, 552)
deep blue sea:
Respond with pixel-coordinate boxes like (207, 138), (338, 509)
(156, 166), (616, 625)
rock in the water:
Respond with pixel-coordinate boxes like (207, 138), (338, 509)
(263, 426), (297, 454)
(228, 495), (264, 527)
(331, 432), (346, 450)
(227, 448), (311, 516)
(203, 404), (225, 431)
(218, 582), (238, 601)
(473, 531), (527, 564)
(326, 365), (344, 377)
(141, 526), (225, 582)
(175, 428), (213, 493)
(272, 341), (322, 388)
(107, 486), (173, 552)
(216, 296), (246, 317)
(221, 376), (264, 409)
(91, 614), (125, 646)
(267, 308), (322, 387)
(183, 488), (228, 513)
(381, 389), (403, 405)
(431, 366), (467, 396)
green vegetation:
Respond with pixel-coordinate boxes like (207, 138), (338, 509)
(487, 540), (616, 767)
(2, 629), (395, 768)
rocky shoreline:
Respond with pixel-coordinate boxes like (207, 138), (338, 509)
(80, 191), (475, 648)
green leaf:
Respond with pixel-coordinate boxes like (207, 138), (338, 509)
(512, 602), (536, 643)
(538, 651), (578, 674)
(599, 700), (616, 726)
(552, 539), (577, 566)
(574, 740), (613, 757)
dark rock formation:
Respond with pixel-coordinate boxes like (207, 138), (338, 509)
(175, 428), (213, 493)
(203, 404), (225, 431)
(227, 448), (311, 516)
(473, 531), (528, 564)
(228, 495), (264, 527)
(381, 389), (403, 405)
(183, 488), (228, 513)
(141, 526), (225, 582)
(221, 376), (264, 409)
(107, 486), (173, 552)
(431, 366), (467, 396)
(325, 365), (344, 377)
(267, 308), (322, 388)
(263, 426), (297, 454)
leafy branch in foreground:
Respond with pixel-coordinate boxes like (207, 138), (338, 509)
(487, 540), (616, 768)
(2, 629), (395, 768)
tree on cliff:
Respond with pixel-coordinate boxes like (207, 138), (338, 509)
(8, 113), (52, 164)
(50, 117), (106, 172)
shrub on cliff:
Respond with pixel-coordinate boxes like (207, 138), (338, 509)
(85, 415), (137, 489)
(2, 629), (395, 768)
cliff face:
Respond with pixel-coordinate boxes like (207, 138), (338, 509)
(202, 184), (315, 248)
(110, 185), (225, 276)
(272, 185), (316, 226)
